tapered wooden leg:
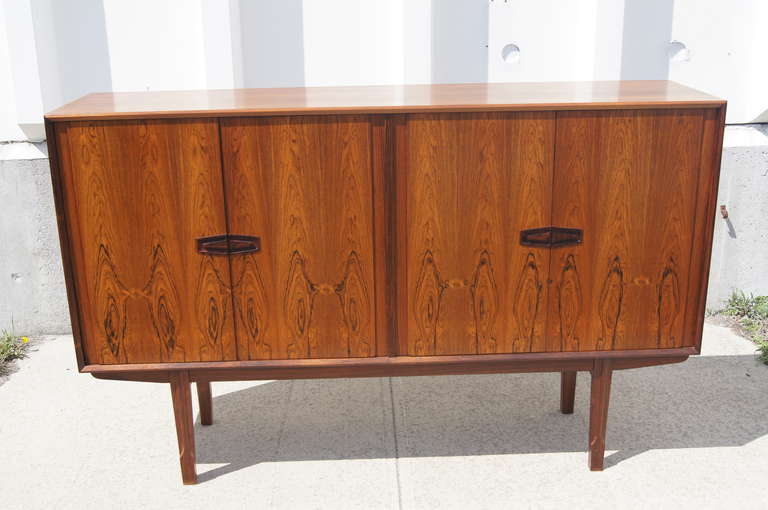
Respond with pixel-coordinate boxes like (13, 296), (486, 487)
(560, 371), (577, 414)
(588, 359), (613, 471)
(170, 370), (197, 485)
(197, 381), (213, 426)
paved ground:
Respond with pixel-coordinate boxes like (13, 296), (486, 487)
(2, 322), (767, 510)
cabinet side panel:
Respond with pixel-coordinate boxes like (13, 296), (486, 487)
(221, 116), (376, 360)
(683, 106), (726, 350)
(50, 121), (88, 367)
(404, 113), (555, 355)
(56, 120), (236, 363)
(551, 109), (704, 351)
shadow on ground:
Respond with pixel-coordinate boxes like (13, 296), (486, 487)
(195, 354), (766, 482)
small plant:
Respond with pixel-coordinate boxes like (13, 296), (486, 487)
(756, 339), (768, 364)
(0, 329), (29, 369)
(723, 291), (768, 364)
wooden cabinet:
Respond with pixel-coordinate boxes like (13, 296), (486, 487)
(46, 81), (726, 485)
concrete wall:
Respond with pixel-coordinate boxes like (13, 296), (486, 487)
(707, 125), (768, 310)
(0, 144), (70, 334)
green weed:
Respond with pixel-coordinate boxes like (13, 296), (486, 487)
(723, 291), (768, 364)
(0, 329), (28, 370)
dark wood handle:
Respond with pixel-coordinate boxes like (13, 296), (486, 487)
(520, 227), (582, 248)
(196, 235), (261, 255)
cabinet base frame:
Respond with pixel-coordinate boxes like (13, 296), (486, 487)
(87, 350), (690, 485)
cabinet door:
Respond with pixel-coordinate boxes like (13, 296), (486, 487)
(403, 113), (555, 355)
(56, 120), (236, 364)
(550, 110), (705, 351)
(221, 116), (376, 359)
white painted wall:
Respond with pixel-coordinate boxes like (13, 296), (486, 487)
(669, 0), (768, 123)
(201, 0), (243, 89)
(0, 1), (26, 142)
(2, 0), (767, 139)
(103, 0), (207, 91)
(489, 0), (600, 83)
(2, 0), (46, 141)
(432, 0), (488, 83)
(303, 0), (405, 87)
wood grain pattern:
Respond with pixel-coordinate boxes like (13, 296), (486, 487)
(45, 81), (723, 121)
(55, 120), (236, 364)
(588, 359), (613, 471)
(657, 257), (680, 348)
(557, 254), (582, 352)
(169, 370), (197, 484)
(512, 253), (543, 351)
(404, 112), (555, 355)
(221, 116), (376, 359)
(394, 116), (410, 356)
(548, 109), (705, 351)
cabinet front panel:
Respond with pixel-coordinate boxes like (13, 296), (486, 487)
(221, 116), (376, 359)
(404, 113), (555, 355)
(56, 120), (236, 364)
(550, 109), (705, 351)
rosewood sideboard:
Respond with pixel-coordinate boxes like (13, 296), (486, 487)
(45, 81), (726, 484)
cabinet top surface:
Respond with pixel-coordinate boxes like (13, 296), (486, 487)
(46, 80), (724, 121)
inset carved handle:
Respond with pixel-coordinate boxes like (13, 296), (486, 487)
(196, 235), (261, 256)
(520, 227), (582, 248)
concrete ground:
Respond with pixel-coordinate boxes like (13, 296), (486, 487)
(2, 323), (767, 510)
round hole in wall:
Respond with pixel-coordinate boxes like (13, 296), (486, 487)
(668, 41), (690, 63)
(501, 43), (521, 64)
